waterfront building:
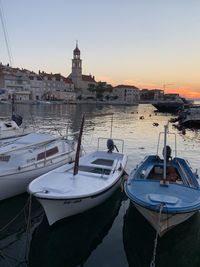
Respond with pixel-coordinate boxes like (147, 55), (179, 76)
(113, 85), (140, 104)
(140, 89), (164, 101)
(0, 64), (76, 102)
(0, 64), (32, 100)
(39, 72), (75, 101)
(0, 46), (170, 105)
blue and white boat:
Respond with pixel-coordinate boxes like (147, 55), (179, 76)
(124, 124), (200, 236)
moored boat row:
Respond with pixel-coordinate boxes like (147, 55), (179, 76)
(0, 113), (199, 238)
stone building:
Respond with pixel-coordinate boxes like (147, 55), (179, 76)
(113, 85), (140, 104)
(0, 64), (32, 100)
(68, 43), (96, 98)
(140, 89), (164, 101)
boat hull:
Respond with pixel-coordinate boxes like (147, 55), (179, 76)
(181, 119), (200, 129)
(0, 156), (74, 201)
(152, 103), (183, 113)
(134, 203), (196, 236)
(37, 177), (122, 225)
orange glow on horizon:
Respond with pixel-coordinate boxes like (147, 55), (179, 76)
(97, 76), (200, 99)
(164, 88), (200, 99)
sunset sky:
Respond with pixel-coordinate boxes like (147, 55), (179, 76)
(1, 0), (200, 98)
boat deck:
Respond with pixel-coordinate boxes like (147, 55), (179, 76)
(125, 179), (200, 214)
(28, 150), (127, 199)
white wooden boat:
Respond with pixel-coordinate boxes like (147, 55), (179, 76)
(28, 137), (127, 225)
(0, 132), (77, 200)
(29, 188), (123, 266)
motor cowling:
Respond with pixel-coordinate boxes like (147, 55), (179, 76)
(107, 139), (115, 153)
(163, 145), (172, 161)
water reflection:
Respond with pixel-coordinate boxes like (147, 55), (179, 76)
(0, 103), (199, 266)
(29, 188), (123, 267)
(0, 194), (43, 267)
(123, 202), (200, 267)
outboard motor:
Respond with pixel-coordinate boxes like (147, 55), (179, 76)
(162, 145), (172, 161)
(107, 139), (114, 153)
(107, 139), (119, 153)
(12, 114), (23, 126)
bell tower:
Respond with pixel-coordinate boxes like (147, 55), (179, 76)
(71, 41), (82, 88)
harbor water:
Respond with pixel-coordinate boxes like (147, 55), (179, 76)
(0, 102), (200, 267)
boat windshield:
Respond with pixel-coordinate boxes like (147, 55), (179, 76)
(78, 165), (111, 175)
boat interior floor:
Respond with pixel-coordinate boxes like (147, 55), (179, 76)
(147, 165), (182, 183)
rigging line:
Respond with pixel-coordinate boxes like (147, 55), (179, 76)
(0, 0), (14, 66)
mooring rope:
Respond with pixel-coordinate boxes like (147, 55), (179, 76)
(150, 203), (164, 267)
(0, 196), (31, 233)
(0, 250), (13, 267)
(0, 192), (45, 267)
(0, 195), (33, 267)
(24, 194), (33, 263)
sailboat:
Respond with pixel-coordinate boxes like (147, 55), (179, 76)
(124, 123), (200, 236)
(0, 131), (77, 200)
(28, 115), (128, 225)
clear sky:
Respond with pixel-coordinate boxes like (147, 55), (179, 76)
(1, 0), (200, 98)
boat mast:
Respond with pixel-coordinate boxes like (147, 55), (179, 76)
(11, 93), (15, 115)
(73, 115), (84, 176)
(110, 113), (113, 139)
(163, 124), (168, 182)
(0, 0), (14, 67)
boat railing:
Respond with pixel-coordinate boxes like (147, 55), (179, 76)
(0, 134), (75, 154)
(112, 159), (119, 173)
(17, 149), (75, 170)
(175, 159), (192, 186)
(97, 137), (124, 153)
(175, 158), (198, 188)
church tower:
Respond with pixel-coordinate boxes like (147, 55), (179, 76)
(71, 41), (82, 88)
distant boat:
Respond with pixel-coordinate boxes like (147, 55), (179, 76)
(0, 132), (77, 200)
(0, 114), (33, 140)
(124, 124), (200, 236)
(0, 94), (33, 140)
(152, 96), (192, 113)
(177, 105), (200, 129)
(28, 115), (127, 225)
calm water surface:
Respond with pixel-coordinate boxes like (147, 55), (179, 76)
(0, 103), (200, 267)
